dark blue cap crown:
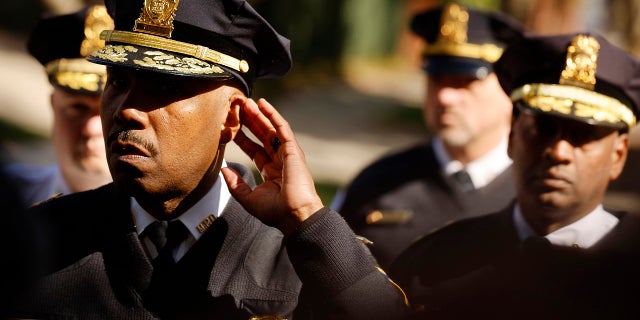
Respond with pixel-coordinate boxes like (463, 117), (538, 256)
(89, 0), (292, 95)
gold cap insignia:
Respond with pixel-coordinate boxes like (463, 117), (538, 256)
(249, 316), (287, 320)
(45, 58), (107, 92)
(80, 5), (114, 57)
(560, 34), (600, 91)
(511, 83), (635, 129)
(96, 30), (250, 74)
(439, 3), (469, 45)
(48, 6), (111, 94)
(424, 3), (503, 63)
(510, 34), (636, 129)
(45, 5), (110, 93)
(134, 0), (180, 38)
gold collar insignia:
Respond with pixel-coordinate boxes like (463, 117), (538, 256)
(196, 214), (216, 233)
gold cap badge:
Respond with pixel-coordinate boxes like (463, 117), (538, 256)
(81, 5), (114, 56)
(134, 0), (180, 38)
(439, 3), (469, 45)
(560, 34), (600, 91)
(424, 3), (503, 63)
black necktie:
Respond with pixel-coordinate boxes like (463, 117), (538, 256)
(522, 236), (552, 255)
(452, 169), (474, 192)
(146, 220), (189, 269)
(144, 220), (189, 313)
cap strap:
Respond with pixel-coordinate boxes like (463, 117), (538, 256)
(423, 42), (503, 63)
(100, 30), (249, 73)
(511, 83), (636, 128)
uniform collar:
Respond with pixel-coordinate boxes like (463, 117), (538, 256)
(513, 203), (619, 248)
(433, 136), (512, 189)
(132, 160), (232, 241)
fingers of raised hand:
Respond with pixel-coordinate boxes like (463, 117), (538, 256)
(220, 167), (251, 198)
(234, 129), (270, 170)
(255, 98), (295, 148)
(242, 98), (280, 154)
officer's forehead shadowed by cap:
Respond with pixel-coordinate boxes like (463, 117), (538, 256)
(410, 2), (523, 79)
(495, 32), (640, 131)
(88, 0), (292, 96)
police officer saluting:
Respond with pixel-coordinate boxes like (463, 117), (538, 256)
(11, 0), (410, 319)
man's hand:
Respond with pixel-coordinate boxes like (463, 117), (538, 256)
(221, 98), (324, 236)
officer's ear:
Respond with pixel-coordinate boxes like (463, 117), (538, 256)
(220, 90), (243, 145)
(609, 132), (629, 181)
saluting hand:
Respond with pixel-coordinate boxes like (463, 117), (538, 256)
(221, 98), (324, 236)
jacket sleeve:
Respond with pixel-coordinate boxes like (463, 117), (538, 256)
(285, 207), (410, 320)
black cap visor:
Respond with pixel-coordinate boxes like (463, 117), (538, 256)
(425, 55), (493, 79)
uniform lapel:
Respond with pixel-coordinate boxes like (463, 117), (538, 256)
(99, 185), (154, 303)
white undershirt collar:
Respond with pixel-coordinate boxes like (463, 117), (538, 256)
(513, 203), (619, 248)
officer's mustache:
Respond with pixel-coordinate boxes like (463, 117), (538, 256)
(107, 130), (158, 157)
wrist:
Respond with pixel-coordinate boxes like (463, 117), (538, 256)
(279, 201), (324, 236)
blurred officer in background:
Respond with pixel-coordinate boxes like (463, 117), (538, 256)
(390, 32), (640, 319)
(332, 2), (524, 268)
(11, 0), (410, 319)
(2, 5), (113, 207)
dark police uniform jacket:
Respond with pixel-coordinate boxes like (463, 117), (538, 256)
(389, 201), (640, 320)
(337, 141), (515, 268)
(13, 163), (409, 320)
